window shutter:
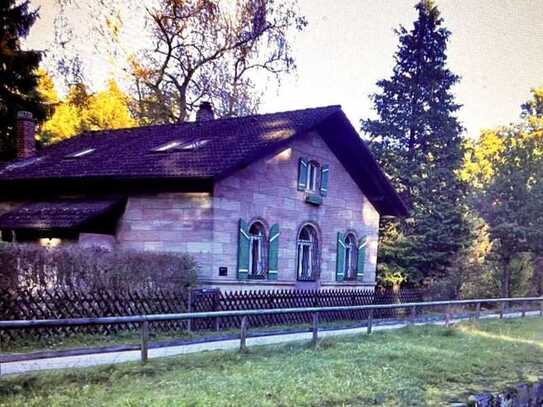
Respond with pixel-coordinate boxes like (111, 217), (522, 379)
(237, 219), (250, 280)
(297, 157), (308, 191)
(336, 232), (345, 281)
(268, 223), (280, 280)
(356, 237), (368, 281)
(320, 164), (329, 196)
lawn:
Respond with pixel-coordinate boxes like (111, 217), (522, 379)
(2, 317), (543, 406)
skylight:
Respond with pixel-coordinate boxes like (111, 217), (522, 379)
(66, 148), (95, 158)
(153, 139), (209, 152)
(153, 141), (182, 152)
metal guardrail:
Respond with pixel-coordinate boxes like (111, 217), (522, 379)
(1, 296), (542, 365)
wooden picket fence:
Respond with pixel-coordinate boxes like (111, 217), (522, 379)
(0, 286), (428, 343)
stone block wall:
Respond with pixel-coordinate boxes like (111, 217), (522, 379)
(204, 130), (380, 290)
(116, 192), (214, 270)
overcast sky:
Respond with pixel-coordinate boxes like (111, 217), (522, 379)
(26, 0), (543, 137)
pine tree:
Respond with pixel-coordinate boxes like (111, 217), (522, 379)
(362, 0), (470, 289)
(0, 0), (46, 161)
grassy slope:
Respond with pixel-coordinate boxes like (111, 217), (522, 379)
(2, 318), (543, 406)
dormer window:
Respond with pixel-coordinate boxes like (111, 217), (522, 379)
(66, 148), (95, 158)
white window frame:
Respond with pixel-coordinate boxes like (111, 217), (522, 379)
(297, 224), (318, 280)
(248, 222), (265, 277)
(344, 233), (357, 280)
(306, 162), (318, 192)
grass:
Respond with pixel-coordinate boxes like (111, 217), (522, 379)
(2, 317), (543, 406)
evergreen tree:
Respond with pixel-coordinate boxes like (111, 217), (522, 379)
(362, 0), (470, 289)
(0, 0), (46, 161)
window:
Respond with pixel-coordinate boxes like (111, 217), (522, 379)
(297, 158), (329, 200)
(65, 148), (95, 158)
(153, 141), (182, 152)
(153, 139), (209, 152)
(248, 221), (266, 278)
(306, 161), (319, 192)
(297, 224), (319, 280)
(344, 233), (357, 280)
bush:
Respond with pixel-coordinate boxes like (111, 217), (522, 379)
(0, 243), (198, 291)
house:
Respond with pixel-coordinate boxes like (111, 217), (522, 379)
(0, 105), (407, 291)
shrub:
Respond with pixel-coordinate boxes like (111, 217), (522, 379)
(0, 243), (198, 291)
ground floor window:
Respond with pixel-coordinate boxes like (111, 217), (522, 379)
(297, 223), (319, 280)
(344, 233), (357, 280)
(248, 221), (266, 278)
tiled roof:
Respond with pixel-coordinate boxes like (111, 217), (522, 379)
(0, 105), (408, 216)
(0, 198), (125, 230)
(0, 106), (341, 180)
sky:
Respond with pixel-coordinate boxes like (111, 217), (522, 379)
(25, 0), (543, 138)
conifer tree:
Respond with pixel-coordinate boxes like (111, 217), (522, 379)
(0, 0), (45, 161)
(362, 0), (470, 289)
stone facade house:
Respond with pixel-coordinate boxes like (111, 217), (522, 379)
(0, 105), (407, 291)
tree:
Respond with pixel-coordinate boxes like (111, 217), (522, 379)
(39, 79), (136, 144)
(361, 1), (470, 289)
(130, 0), (306, 123)
(462, 86), (543, 297)
(0, 0), (46, 161)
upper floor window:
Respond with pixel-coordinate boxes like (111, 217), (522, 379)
(297, 223), (319, 280)
(306, 161), (319, 192)
(297, 157), (329, 202)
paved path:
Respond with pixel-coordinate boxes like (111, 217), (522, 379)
(1, 310), (539, 377)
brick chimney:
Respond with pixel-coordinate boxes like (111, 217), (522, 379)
(16, 111), (36, 159)
(196, 102), (214, 121)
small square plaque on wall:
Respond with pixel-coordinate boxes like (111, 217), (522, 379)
(219, 267), (228, 276)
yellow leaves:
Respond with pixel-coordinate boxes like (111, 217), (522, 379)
(37, 78), (136, 144)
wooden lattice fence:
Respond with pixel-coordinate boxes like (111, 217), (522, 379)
(0, 287), (429, 343)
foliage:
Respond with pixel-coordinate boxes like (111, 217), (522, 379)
(2, 318), (543, 406)
(362, 0), (471, 289)
(0, 243), (197, 291)
(38, 78), (136, 144)
(129, 0), (307, 123)
(462, 86), (543, 297)
(0, 0), (46, 161)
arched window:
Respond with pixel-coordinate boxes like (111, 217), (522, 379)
(297, 224), (319, 280)
(248, 221), (267, 278)
(344, 233), (357, 280)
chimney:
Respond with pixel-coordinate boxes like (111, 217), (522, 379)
(196, 102), (214, 121)
(16, 111), (36, 159)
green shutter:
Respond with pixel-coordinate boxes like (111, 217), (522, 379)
(320, 164), (329, 196)
(268, 223), (280, 280)
(336, 232), (345, 281)
(237, 219), (250, 280)
(297, 157), (308, 191)
(356, 237), (367, 281)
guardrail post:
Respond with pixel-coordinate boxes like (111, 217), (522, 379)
(409, 306), (416, 325)
(141, 320), (149, 364)
(240, 316), (248, 352)
(445, 304), (451, 327)
(522, 301), (526, 318)
(540, 300), (543, 317)
(311, 312), (319, 346)
(500, 301), (505, 319)
(367, 309), (373, 335)
(187, 290), (192, 333)
(475, 302), (481, 320)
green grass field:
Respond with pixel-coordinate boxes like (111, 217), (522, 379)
(2, 317), (543, 406)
